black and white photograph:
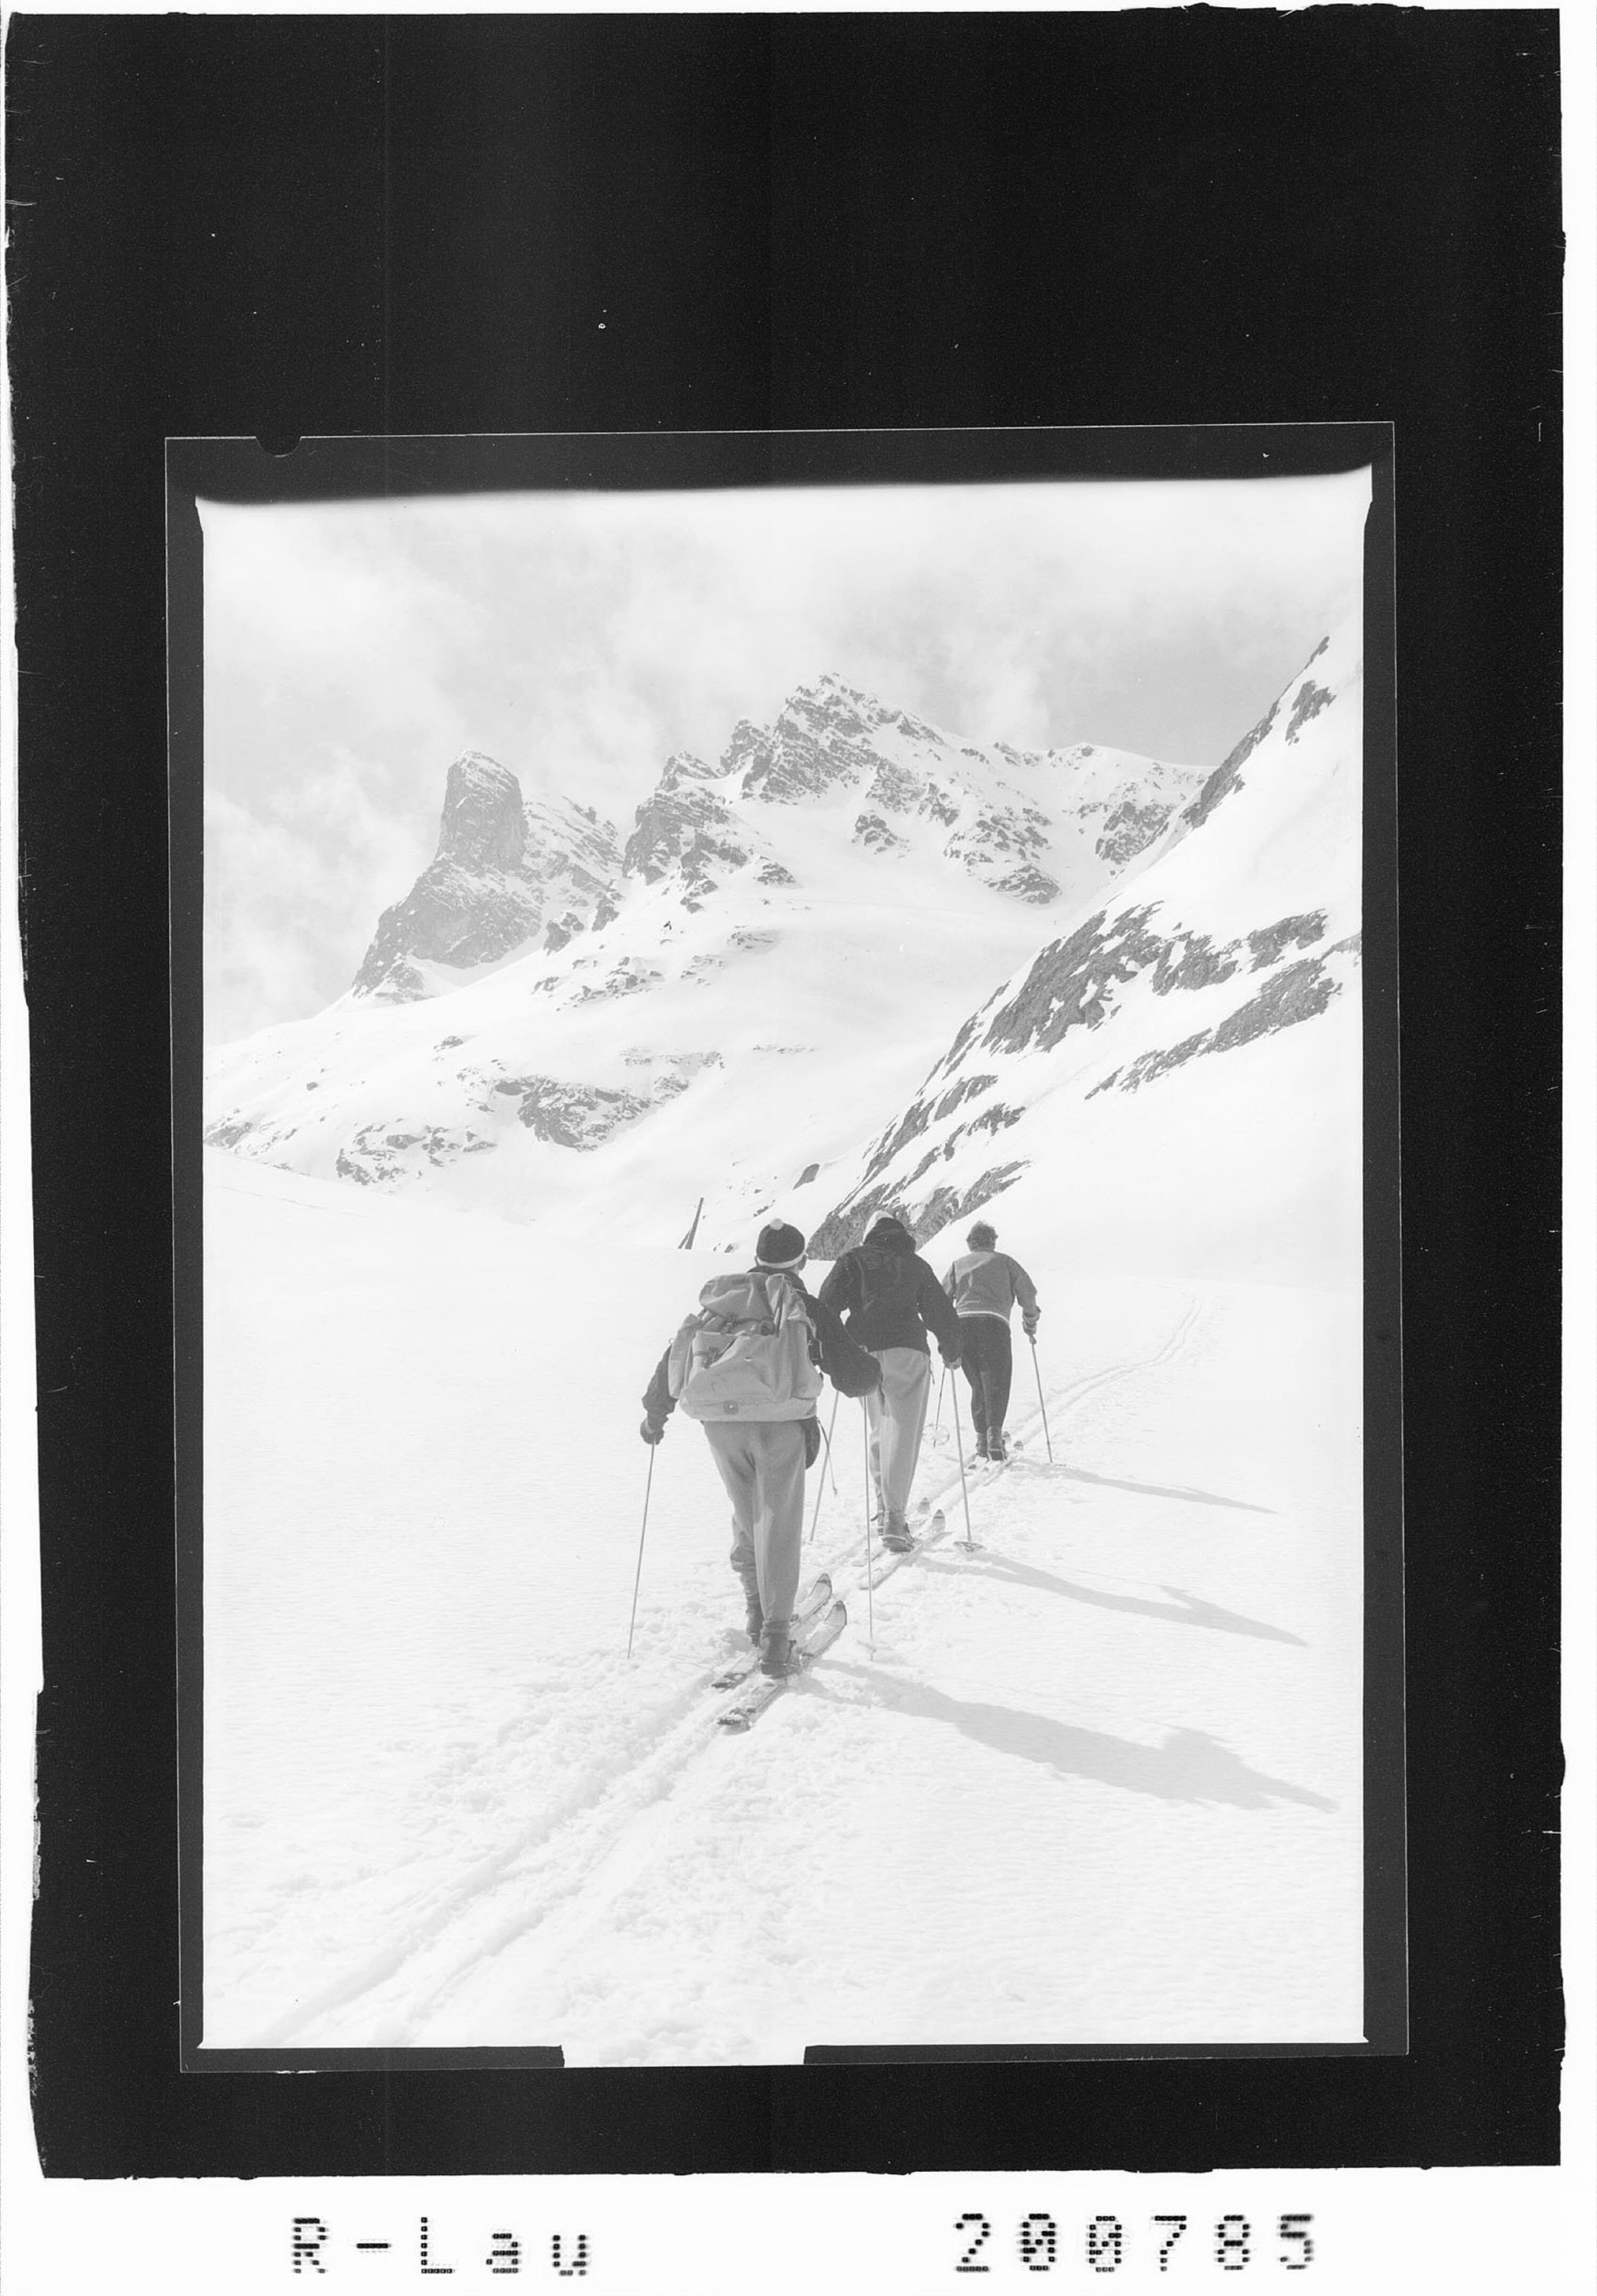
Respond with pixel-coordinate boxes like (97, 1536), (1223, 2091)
(193, 446), (1382, 2063)
(7, 13), (1571, 2274)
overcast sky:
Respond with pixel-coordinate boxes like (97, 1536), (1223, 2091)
(202, 468), (1369, 1042)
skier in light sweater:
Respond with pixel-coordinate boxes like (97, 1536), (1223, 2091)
(941, 1220), (1039, 1461)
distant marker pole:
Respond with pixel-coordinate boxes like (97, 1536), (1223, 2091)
(1028, 1334), (1054, 1461)
(808, 1389), (841, 1543)
(626, 1446), (656, 1658)
(949, 1376), (976, 1551)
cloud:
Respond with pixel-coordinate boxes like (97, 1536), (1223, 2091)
(200, 469), (1369, 1036)
(204, 755), (427, 1043)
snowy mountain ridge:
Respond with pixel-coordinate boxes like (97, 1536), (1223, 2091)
(792, 623), (1363, 1279)
(356, 670), (1204, 1001)
(204, 672), (1209, 1234)
(647, 669), (1208, 916)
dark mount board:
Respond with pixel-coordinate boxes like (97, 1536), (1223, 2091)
(11, 9), (1561, 2175)
(169, 425), (1386, 506)
(163, 424), (1402, 2098)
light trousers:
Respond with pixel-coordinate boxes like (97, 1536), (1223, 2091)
(864, 1345), (933, 1528)
(704, 1417), (807, 1633)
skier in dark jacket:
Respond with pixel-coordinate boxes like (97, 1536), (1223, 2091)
(817, 1212), (962, 1549)
(942, 1219), (1039, 1461)
(641, 1221), (879, 1676)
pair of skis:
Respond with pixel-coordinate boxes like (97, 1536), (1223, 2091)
(970, 1434), (1024, 1482)
(864, 1504), (948, 1588)
(713, 1576), (849, 1733)
(709, 1571), (838, 1696)
(713, 1497), (951, 1731)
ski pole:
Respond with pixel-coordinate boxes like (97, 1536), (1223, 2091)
(949, 1373), (976, 1551)
(862, 1399), (876, 1653)
(625, 1444), (656, 1658)
(1028, 1333), (1054, 1461)
(808, 1389), (841, 1544)
(932, 1362), (948, 1447)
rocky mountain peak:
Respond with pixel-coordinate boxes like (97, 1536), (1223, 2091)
(352, 752), (623, 1001)
(789, 674), (934, 764)
(726, 681), (890, 806)
(782, 672), (891, 740)
(657, 749), (719, 793)
(622, 770), (755, 907)
(436, 751), (528, 872)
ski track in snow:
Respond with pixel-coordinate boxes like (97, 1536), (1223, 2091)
(265, 1288), (1203, 2047)
(202, 1138), (1362, 2064)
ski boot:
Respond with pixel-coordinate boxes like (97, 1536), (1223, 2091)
(759, 1626), (800, 1679)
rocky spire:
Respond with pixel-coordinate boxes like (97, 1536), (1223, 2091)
(352, 753), (620, 1001)
(434, 751), (528, 871)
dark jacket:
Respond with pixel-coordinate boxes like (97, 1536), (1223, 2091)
(817, 1216), (964, 1361)
(642, 1266), (880, 1428)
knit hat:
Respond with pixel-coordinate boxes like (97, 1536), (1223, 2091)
(755, 1220), (807, 1270)
(967, 1220), (997, 1249)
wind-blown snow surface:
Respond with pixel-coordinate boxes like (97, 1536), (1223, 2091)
(204, 1151), (1361, 2059)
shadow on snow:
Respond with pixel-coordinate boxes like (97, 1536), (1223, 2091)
(820, 1665), (1336, 1811)
(1014, 1458), (1279, 1515)
(923, 1552), (1308, 1646)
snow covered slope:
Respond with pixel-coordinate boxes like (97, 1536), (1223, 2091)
(202, 1150), (1362, 2058)
(204, 675), (1204, 1244)
(791, 623), (1363, 1285)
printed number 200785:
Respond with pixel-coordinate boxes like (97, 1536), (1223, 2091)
(953, 2212), (1315, 2274)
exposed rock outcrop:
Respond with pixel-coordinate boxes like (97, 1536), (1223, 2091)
(353, 753), (621, 1001)
(622, 758), (756, 907)
(807, 1161), (1029, 1258)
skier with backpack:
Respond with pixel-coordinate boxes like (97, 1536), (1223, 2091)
(640, 1221), (880, 1678)
(941, 1219), (1040, 1461)
(817, 1212), (964, 1550)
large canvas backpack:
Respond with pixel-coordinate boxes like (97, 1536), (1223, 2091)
(666, 1270), (824, 1423)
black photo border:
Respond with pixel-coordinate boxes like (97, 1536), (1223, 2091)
(11, 9), (1561, 2176)
(168, 420), (1400, 2082)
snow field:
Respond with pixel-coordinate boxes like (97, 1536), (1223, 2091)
(204, 1155), (1361, 2060)
(204, 863), (1063, 1248)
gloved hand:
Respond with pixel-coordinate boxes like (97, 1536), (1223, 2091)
(640, 1416), (666, 1446)
(1023, 1314), (1040, 1339)
(942, 1347), (961, 1370)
